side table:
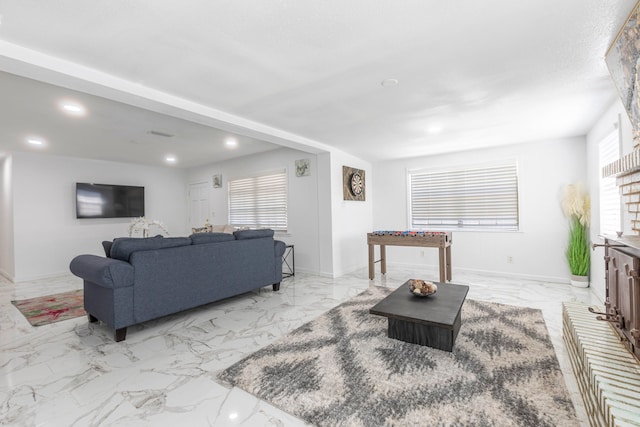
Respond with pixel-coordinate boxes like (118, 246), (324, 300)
(283, 244), (295, 278)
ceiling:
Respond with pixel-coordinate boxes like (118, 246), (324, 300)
(0, 71), (284, 167)
(0, 1), (636, 168)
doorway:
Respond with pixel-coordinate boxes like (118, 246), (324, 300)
(188, 181), (210, 229)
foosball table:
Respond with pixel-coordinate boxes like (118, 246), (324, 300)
(367, 231), (452, 282)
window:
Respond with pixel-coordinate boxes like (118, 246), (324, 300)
(228, 169), (288, 231)
(599, 128), (621, 235)
(408, 161), (519, 231)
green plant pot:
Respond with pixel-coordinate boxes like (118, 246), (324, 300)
(570, 274), (589, 288)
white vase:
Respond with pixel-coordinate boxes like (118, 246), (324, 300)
(570, 274), (589, 288)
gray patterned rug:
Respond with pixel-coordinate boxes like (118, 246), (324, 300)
(218, 286), (578, 426)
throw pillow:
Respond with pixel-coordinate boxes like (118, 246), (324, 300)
(192, 225), (213, 234)
(211, 224), (236, 234)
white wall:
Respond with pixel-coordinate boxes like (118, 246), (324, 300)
(317, 153), (334, 276)
(586, 100), (634, 302)
(329, 151), (373, 277)
(373, 137), (587, 283)
(187, 148), (323, 275)
(0, 155), (14, 279)
(187, 147), (374, 278)
(5, 147), (373, 281)
(10, 152), (188, 281)
(12, 136), (590, 284)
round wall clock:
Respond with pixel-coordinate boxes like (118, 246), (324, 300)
(350, 172), (364, 196)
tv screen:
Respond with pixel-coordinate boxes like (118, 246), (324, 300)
(76, 183), (145, 219)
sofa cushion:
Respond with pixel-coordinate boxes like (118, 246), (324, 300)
(190, 232), (236, 245)
(233, 229), (274, 240)
(110, 236), (192, 261)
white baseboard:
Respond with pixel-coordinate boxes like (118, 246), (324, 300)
(386, 261), (569, 285)
(11, 271), (74, 284)
(0, 268), (14, 283)
(590, 286), (606, 305)
(290, 266), (336, 279)
(454, 266), (569, 285)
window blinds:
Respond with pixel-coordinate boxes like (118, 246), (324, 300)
(409, 161), (519, 231)
(599, 129), (621, 235)
(228, 169), (288, 231)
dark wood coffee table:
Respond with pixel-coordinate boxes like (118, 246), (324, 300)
(369, 280), (469, 351)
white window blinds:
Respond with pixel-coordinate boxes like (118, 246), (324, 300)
(599, 128), (621, 235)
(409, 161), (519, 231)
(228, 169), (288, 231)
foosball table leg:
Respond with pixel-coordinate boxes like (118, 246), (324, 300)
(368, 243), (375, 279)
(439, 247), (446, 282)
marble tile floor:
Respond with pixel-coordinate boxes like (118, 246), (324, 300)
(0, 267), (600, 426)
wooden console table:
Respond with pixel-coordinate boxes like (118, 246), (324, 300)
(367, 231), (452, 282)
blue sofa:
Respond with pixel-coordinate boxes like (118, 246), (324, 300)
(69, 229), (286, 341)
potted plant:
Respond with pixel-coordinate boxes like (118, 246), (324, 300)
(561, 184), (590, 287)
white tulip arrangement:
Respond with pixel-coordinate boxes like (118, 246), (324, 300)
(561, 184), (590, 277)
(128, 217), (169, 238)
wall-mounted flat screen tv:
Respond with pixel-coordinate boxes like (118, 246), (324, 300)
(76, 183), (145, 219)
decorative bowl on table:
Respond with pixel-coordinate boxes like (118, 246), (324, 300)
(409, 279), (437, 297)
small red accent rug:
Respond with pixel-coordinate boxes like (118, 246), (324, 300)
(11, 290), (86, 326)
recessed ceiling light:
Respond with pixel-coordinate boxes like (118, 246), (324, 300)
(165, 155), (177, 163)
(27, 137), (45, 146)
(381, 78), (399, 87)
(225, 138), (238, 148)
(60, 101), (86, 116)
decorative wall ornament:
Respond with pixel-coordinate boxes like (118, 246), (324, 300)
(606, 1), (640, 148)
(213, 174), (223, 188)
(342, 166), (366, 201)
(295, 159), (310, 177)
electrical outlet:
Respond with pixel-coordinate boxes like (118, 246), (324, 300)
(420, 250), (425, 257)
(507, 256), (513, 264)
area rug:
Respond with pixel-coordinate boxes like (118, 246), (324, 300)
(11, 290), (86, 326)
(218, 286), (578, 427)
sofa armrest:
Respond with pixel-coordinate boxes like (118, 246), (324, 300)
(69, 255), (134, 289)
(274, 240), (286, 257)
